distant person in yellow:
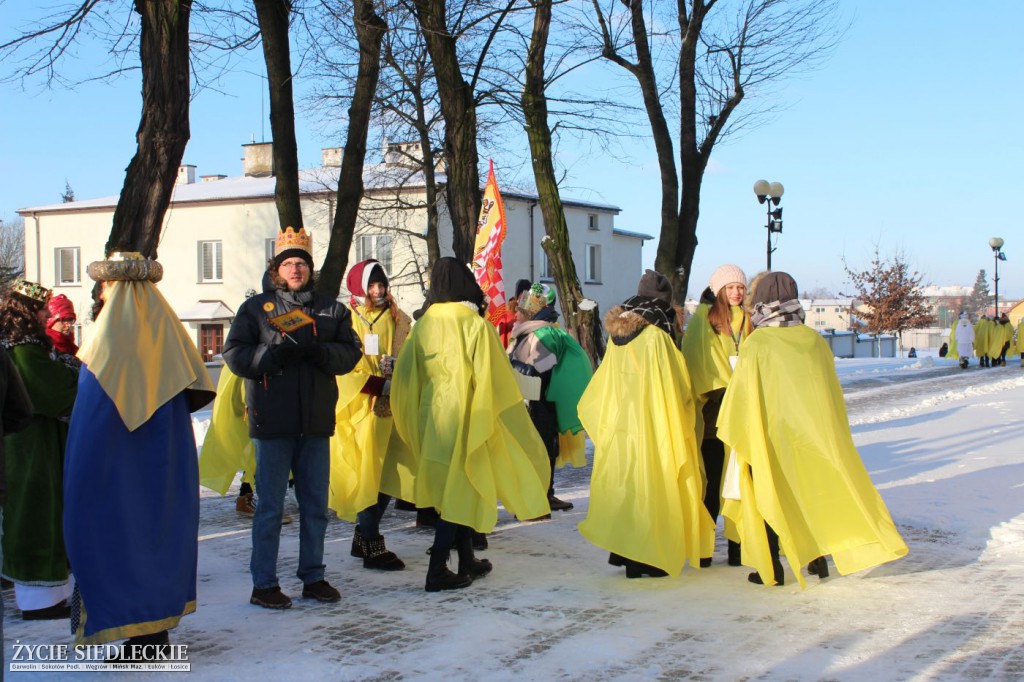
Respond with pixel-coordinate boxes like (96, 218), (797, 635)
(578, 270), (713, 578)
(329, 259), (411, 571)
(1016, 317), (1024, 366)
(386, 258), (550, 592)
(991, 313), (1014, 366)
(719, 271), (908, 588)
(680, 264), (751, 569)
(974, 315), (993, 367)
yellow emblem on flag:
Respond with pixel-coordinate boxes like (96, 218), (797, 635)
(268, 309), (315, 333)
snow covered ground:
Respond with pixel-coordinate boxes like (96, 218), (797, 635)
(6, 354), (1024, 681)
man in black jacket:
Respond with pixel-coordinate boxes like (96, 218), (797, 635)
(223, 227), (361, 610)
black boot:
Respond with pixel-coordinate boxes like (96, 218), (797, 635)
(457, 533), (492, 579)
(608, 552), (627, 567)
(416, 508), (439, 528)
(748, 524), (784, 586)
(728, 540), (742, 566)
(425, 549), (472, 592)
(625, 559), (668, 579)
(807, 556), (829, 579)
(362, 535), (405, 571)
(107, 630), (171, 662)
(471, 531), (489, 551)
(350, 525), (364, 558)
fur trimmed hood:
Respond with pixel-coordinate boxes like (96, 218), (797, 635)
(604, 305), (651, 341)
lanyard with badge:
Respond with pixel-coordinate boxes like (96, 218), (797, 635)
(353, 306), (388, 356)
(728, 312), (746, 370)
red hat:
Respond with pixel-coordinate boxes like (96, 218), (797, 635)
(345, 259), (389, 307)
(47, 294), (76, 328)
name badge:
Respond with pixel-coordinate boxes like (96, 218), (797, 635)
(364, 333), (380, 356)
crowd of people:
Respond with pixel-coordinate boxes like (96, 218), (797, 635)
(3, 227), (1020, 662)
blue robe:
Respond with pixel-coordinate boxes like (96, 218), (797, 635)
(63, 367), (199, 645)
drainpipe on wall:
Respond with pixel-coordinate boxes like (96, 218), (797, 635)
(33, 212), (41, 281)
(529, 201), (538, 281)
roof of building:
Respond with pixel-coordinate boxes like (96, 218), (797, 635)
(18, 162), (621, 215)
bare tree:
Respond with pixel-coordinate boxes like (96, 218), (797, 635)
(0, 217), (25, 290)
(844, 249), (934, 354)
(1, 1), (192, 318)
(254, 0), (304, 233)
(590, 0), (844, 300)
(521, 0), (604, 365)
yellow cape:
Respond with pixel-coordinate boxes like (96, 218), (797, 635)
(988, 321), (1013, 358)
(198, 368), (255, 495)
(384, 302), (550, 531)
(1017, 321), (1024, 354)
(973, 318), (991, 357)
(718, 325), (908, 588)
(78, 280), (214, 431)
(328, 303), (413, 521)
(578, 325), (714, 575)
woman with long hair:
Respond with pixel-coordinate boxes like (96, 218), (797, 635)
(680, 264), (752, 568)
(330, 259), (412, 572)
(0, 280), (78, 620)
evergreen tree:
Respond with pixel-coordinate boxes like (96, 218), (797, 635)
(964, 270), (990, 316)
(61, 180), (75, 203)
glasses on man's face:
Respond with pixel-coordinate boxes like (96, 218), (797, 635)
(280, 261), (309, 270)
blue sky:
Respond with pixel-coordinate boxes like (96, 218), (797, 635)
(1, 1), (1021, 300)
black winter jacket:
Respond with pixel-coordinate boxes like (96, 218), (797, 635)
(222, 283), (362, 438)
(0, 350), (34, 505)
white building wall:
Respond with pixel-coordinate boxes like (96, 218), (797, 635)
(21, 170), (646, 348)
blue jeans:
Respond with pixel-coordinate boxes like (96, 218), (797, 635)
(251, 436), (330, 590)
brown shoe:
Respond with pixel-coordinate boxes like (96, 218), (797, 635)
(250, 586), (292, 609)
(302, 580), (341, 602)
(236, 493), (256, 516)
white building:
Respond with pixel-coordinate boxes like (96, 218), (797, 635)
(19, 143), (651, 358)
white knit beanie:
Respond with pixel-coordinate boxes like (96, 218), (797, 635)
(709, 264), (747, 297)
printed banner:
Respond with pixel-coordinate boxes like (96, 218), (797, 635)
(472, 160), (509, 332)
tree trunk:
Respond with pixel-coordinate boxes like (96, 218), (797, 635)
(105, 0), (191, 258)
(413, 0), (481, 264)
(523, 0), (604, 367)
(254, 0), (303, 233)
(317, 0), (386, 297)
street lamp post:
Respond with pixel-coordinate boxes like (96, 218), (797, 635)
(989, 237), (1006, 317)
(754, 180), (784, 270)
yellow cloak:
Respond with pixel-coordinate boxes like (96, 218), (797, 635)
(384, 302), (550, 531)
(578, 324), (714, 575)
(974, 318), (992, 357)
(1016, 321), (1024, 354)
(718, 324), (908, 588)
(198, 368), (255, 494)
(328, 303), (412, 521)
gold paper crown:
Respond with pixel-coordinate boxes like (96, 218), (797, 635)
(275, 226), (313, 257)
(87, 252), (163, 283)
(10, 279), (51, 305)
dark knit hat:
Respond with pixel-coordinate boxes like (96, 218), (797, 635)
(514, 278), (532, 300)
(637, 269), (673, 305)
(750, 271), (799, 306)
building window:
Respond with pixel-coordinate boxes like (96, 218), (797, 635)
(584, 244), (601, 283)
(199, 324), (224, 360)
(538, 247), (552, 280)
(588, 214), (599, 231)
(54, 247), (80, 285)
(356, 234), (393, 273)
(199, 241), (223, 282)
(265, 238), (276, 265)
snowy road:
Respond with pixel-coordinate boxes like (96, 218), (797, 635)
(5, 359), (1024, 681)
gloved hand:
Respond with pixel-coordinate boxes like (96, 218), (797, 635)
(303, 344), (329, 365)
(272, 342), (306, 367)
